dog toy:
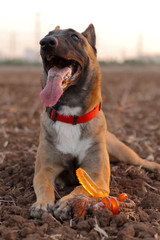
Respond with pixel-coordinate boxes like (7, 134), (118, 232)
(76, 167), (109, 198)
(71, 168), (135, 218)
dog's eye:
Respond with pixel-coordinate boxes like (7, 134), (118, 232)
(71, 34), (79, 40)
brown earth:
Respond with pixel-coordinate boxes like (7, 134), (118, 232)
(0, 65), (160, 240)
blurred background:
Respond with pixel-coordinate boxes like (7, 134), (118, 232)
(1, 0), (160, 65)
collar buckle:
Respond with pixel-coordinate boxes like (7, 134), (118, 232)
(50, 107), (58, 122)
(72, 115), (78, 125)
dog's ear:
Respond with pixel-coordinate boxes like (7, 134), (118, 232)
(55, 26), (60, 30)
(82, 24), (96, 48)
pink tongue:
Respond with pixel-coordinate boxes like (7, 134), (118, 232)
(40, 66), (70, 107)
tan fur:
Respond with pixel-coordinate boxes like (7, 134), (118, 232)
(85, 62), (102, 113)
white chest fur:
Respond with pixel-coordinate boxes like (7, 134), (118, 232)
(53, 106), (93, 163)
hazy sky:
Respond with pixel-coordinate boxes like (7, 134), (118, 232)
(0, 0), (160, 60)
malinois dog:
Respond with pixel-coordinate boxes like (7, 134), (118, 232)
(30, 24), (160, 220)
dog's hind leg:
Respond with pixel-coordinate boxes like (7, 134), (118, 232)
(107, 131), (160, 171)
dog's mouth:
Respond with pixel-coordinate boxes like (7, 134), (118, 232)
(40, 55), (81, 107)
(45, 55), (81, 89)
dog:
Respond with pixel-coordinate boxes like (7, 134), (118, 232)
(30, 24), (160, 220)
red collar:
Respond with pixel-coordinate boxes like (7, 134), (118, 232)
(46, 102), (102, 125)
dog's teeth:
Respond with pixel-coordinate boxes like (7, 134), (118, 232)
(63, 73), (71, 82)
(70, 65), (74, 73)
(69, 67), (72, 74)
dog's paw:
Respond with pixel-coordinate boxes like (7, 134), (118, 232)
(30, 201), (54, 218)
(53, 198), (73, 220)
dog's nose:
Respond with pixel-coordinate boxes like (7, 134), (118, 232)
(40, 37), (58, 49)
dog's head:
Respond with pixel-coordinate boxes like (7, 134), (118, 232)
(40, 24), (99, 107)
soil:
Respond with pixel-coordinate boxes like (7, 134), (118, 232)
(0, 65), (160, 240)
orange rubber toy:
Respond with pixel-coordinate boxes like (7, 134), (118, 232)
(73, 168), (135, 217)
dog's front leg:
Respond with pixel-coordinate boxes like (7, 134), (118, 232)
(30, 148), (63, 218)
(53, 148), (110, 220)
(30, 167), (62, 218)
(53, 185), (89, 220)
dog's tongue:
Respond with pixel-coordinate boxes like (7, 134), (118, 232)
(40, 66), (70, 107)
